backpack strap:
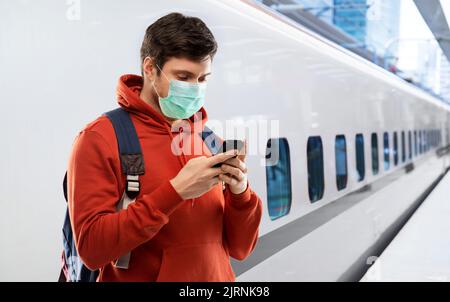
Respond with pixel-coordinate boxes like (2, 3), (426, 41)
(104, 108), (145, 200)
(60, 108), (145, 279)
(104, 108), (145, 270)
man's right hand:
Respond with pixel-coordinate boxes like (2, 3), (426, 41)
(170, 150), (238, 200)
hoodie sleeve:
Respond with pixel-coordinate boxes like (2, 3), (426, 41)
(68, 130), (184, 270)
(223, 183), (263, 261)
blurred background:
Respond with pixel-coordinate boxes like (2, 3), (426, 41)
(257, 0), (450, 104)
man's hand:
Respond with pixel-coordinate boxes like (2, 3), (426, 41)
(219, 140), (248, 195)
(170, 150), (238, 200)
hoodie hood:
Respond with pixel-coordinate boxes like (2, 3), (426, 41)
(116, 74), (208, 134)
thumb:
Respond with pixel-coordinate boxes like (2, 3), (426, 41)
(237, 139), (247, 162)
(208, 150), (238, 167)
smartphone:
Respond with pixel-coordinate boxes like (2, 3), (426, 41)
(218, 139), (244, 154)
(213, 139), (245, 167)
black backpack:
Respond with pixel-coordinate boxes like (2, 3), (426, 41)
(59, 107), (220, 282)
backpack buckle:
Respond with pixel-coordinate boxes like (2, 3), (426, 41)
(126, 174), (140, 199)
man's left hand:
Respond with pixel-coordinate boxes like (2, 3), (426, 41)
(218, 140), (248, 194)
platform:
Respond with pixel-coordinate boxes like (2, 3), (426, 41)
(361, 169), (450, 282)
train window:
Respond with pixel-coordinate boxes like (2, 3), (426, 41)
(384, 132), (390, 170)
(393, 132), (398, 166)
(432, 130), (434, 148)
(335, 135), (348, 191)
(433, 130), (436, 147)
(408, 131), (412, 160)
(428, 130), (432, 150)
(429, 130), (432, 150)
(307, 136), (325, 202)
(419, 131), (422, 154)
(433, 130), (437, 147)
(265, 138), (292, 220)
(432, 130), (435, 147)
(435, 130), (438, 147)
(438, 129), (442, 146)
(423, 130), (427, 153)
(414, 130), (418, 156)
(371, 133), (379, 175)
(355, 134), (365, 181)
(430, 130), (433, 148)
(433, 130), (435, 147)
(422, 130), (425, 153)
(434, 130), (437, 147)
(439, 129), (442, 146)
(437, 129), (440, 146)
(431, 130), (434, 148)
(437, 130), (439, 146)
(436, 129), (439, 147)
(401, 131), (406, 163)
(425, 130), (428, 151)
(431, 130), (433, 147)
(438, 130), (440, 146)
(436, 130), (438, 146)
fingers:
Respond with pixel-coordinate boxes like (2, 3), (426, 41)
(207, 150), (238, 167)
(220, 164), (246, 182)
(237, 139), (247, 162)
(218, 173), (240, 186)
(206, 167), (224, 177)
(222, 157), (247, 173)
(209, 176), (220, 186)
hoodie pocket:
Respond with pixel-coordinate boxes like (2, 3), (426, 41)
(156, 242), (235, 282)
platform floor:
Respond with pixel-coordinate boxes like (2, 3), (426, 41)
(361, 169), (450, 282)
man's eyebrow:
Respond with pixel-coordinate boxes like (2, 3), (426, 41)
(172, 70), (212, 77)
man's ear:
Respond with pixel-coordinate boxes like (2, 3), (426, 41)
(142, 57), (156, 82)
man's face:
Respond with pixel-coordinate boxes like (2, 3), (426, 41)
(146, 56), (212, 100)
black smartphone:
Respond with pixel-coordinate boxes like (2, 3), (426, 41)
(213, 139), (245, 167)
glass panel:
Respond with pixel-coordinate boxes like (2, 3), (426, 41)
(414, 130), (418, 156)
(408, 131), (412, 160)
(355, 134), (365, 181)
(393, 132), (398, 165)
(371, 133), (379, 175)
(384, 132), (390, 170)
(401, 131), (406, 163)
(335, 135), (348, 191)
(307, 136), (325, 202)
(266, 138), (292, 220)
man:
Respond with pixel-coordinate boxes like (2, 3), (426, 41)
(67, 12), (262, 282)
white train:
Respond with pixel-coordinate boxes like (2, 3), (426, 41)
(196, 0), (450, 281)
(2, 0), (450, 281)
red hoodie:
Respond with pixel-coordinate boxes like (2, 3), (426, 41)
(67, 74), (263, 282)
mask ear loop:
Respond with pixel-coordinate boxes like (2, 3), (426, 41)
(150, 61), (170, 99)
(153, 59), (204, 85)
(155, 63), (170, 82)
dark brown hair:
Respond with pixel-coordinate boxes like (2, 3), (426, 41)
(140, 12), (218, 75)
